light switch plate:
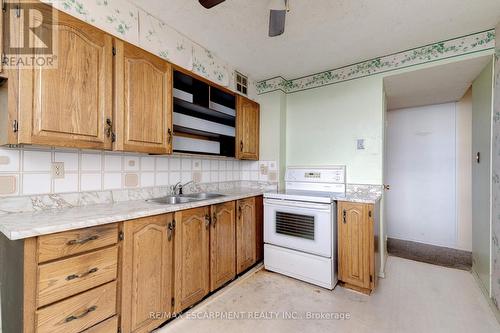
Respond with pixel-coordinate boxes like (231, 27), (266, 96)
(51, 162), (65, 179)
(357, 139), (365, 150)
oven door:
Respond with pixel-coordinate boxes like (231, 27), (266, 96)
(264, 198), (333, 257)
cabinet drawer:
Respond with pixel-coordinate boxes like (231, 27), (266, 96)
(36, 281), (117, 333)
(37, 247), (118, 307)
(38, 224), (119, 263)
(81, 316), (118, 333)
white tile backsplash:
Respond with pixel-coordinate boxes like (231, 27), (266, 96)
(81, 173), (102, 192)
(104, 153), (122, 171)
(0, 148), (20, 172)
(156, 157), (169, 171)
(141, 172), (155, 187)
(103, 173), (122, 190)
(54, 174), (79, 193)
(0, 147), (278, 197)
(55, 152), (79, 171)
(23, 150), (51, 172)
(141, 157), (155, 171)
(23, 173), (51, 195)
(81, 153), (102, 172)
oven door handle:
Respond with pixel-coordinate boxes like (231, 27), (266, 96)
(264, 199), (332, 211)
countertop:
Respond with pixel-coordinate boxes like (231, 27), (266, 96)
(0, 187), (265, 241)
(0, 184), (382, 241)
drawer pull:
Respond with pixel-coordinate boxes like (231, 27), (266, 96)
(65, 305), (97, 323)
(66, 267), (99, 281)
(67, 235), (99, 246)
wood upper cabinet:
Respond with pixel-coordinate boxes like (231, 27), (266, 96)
(236, 197), (257, 274)
(236, 95), (260, 160)
(113, 40), (173, 154)
(17, 3), (113, 149)
(337, 201), (376, 294)
(120, 214), (173, 333)
(174, 207), (210, 313)
(210, 201), (236, 291)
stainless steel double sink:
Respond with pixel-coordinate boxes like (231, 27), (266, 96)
(147, 193), (225, 205)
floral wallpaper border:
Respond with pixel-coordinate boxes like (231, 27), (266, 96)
(43, 0), (255, 98)
(257, 29), (496, 95)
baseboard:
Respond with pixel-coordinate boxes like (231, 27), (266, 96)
(471, 268), (500, 325)
(387, 238), (472, 271)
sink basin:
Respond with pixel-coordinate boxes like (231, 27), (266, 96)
(183, 193), (225, 200)
(147, 193), (225, 205)
(147, 196), (197, 205)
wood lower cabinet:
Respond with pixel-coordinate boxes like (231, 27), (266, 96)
(16, 2), (113, 149)
(236, 95), (260, 160)
(120, 214), (173, 333)
(236, 197), (257, 274)
(0, 196), (263, 332)
(173, 207), (210, 313)
(210, 201), (236, 291)
(113, 40), (173, 154)
(337, 201), (378, 294)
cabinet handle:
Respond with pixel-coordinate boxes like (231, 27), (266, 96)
(66, 267), (98, 281)
(212, 212), (217, 228)
(342, 209), (347, 224)
(67, 235), (99, 246)
(167, 128), (172, 144)
(205, 214), (211, 229)
(105, 118), (115, 142)
(167, 222), (174, 241)
(240, 140), (243, 152)
(65, 306), (97, 323)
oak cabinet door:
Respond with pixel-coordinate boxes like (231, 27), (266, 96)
(114, 40), (173, 154)
(338, 202), (373, 290)
(18, 4), (113, 149)
(174, 207), (210, 313)
(210, 201), (236, 291)
(121, 214), (173, 333)
(236, 96), (259, 160)
(236, 197), (257, 274)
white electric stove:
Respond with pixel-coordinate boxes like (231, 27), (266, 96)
(263, 166), (346, 289)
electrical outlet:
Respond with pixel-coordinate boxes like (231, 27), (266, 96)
(51, 162), (65, 179)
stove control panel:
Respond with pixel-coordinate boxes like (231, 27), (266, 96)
(285, 166), (346, 184)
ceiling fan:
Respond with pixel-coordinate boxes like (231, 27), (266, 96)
(198, 0), (290, 37)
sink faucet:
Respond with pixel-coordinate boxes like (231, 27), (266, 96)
(173, 181), (194, 195)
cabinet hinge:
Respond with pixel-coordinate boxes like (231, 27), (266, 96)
(117, 328), (121, 333)
(12, 120), (18, 133)
(2, 2), (6, 13)
(369, 210), (372, 218)
(370, 275), (373, 283)
(118, 231), (124, 241)
(171, 297), (175, 307)
(172, 219), (176, 230)
(15, 4), (20, 18)
(112, 46), (116, 56)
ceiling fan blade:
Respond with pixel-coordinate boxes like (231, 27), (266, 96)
(199, 0), (226, 9)
(269, 9), (286, 37)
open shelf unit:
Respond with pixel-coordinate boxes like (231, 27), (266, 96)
(172, 69), (236, 157)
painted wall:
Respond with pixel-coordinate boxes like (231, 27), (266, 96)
(257, 91), (286, 188)
(385, 101), (472, 250)
(472, 60), (494, 295)
(286, 76), (385, 185)
(492, 21), (500, 316)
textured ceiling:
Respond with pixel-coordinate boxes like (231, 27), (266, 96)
(133, 0), (500, 81)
